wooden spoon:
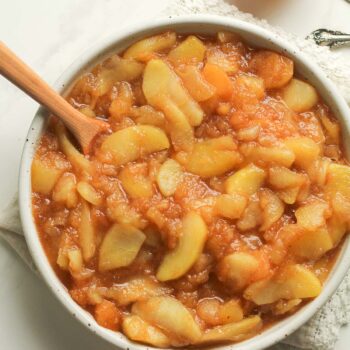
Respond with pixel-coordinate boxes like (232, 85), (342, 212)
(0, 41), (109, 154)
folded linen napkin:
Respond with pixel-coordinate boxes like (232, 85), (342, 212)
(1, 0), (350, 349)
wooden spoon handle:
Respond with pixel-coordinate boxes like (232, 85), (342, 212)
(0, 41), (108, 154)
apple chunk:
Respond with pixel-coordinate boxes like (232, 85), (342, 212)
(101, 125), (169, 166)
(143, 59), (204, 129)
(132, 296), (201, 344)
(156, 211), (207, 281)
(99, 224), (146, 271)
(244, 264), (321, 305)
(199, 316), (262, 344)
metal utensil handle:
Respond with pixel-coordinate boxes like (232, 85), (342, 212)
(308, 29), (350, 48)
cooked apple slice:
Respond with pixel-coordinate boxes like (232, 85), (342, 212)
(282, 79), (318, 112)
(175, 65), (215, 102)
(77, 181), (102, 206)
(101, 125), (170, 166)
(156, 211), (207, 281)
(197, 298), (243, 326)
(99, 224), (146, 271)
(119, 164), (153, 199)
(168, 35), (206, 65)
(199, 316), (262, 344)
(244, 264), (321, 305)
(123, 315), (171, 348)
(295, 200), (329, 231)
(284, 137), (320, 170)
(259, 189), (284, 231)
(327, 215), (347, 247)
(225, 164), (266, 197)
(79, 200), (96, 262)
(237, 200), (262, 231)
(123, 32), (176, 61)
(130, 105), (166, 128)
(96, 56), (144, 96)
(53, 173), (78, 208)
(290, 226), (333, 260)
(178, 136), (241, 178)
(215, 193), (248, 220)
(157, 159), (184, 197)
(240, 143), (295, 168)
(102, 276), (172, 306)
(55, 123), (91, 173)
(132, 296), (202, 343)
(326, 163), (350, 200)
(143, 59), (204, 127)
(32, 158), (66, 195)
(217, 252), (260, 291)
(268, 166), (305, 189)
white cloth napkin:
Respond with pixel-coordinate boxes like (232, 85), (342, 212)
(1, 0), (350, 349)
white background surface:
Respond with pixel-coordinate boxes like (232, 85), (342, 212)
(1, 0), (350, 349)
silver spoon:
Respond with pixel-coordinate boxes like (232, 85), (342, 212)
(307, 29), (350, 48)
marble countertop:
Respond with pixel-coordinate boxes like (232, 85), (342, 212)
(1, 0), (350, 349)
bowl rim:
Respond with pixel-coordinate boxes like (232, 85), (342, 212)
(19, 14), (350, 350)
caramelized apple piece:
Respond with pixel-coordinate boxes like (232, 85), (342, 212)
(327, 215), (347, 246)
(32, 157), (66, 195)
(77, 181), (102, 206)
(197, 299), (244, 326)
(199, 316), (262, 344)
(244, 265), (321, 305)
(123, 315), (171, 348)
(218, 252), (260, 291)
(206, 47), (240, 74)
(259, 189), (284, 231)
(273, 299), (302, 316)
(215, 193), (248, 220)
(282, 79), (318, 112)
(269, 166), (305, 189)
(237, 200), (262, 231)
(102, 276), (172, 306)
(124, 32), (176, 61)
(240, 143), (295, 168)
(53, 173), (78, 208)
(295, 200), (329, 231)
(284, 137), (320, 170)
(326, 163), (350, 201)
(178, 136), (241, 178)
(276, 189), (298, 206)
(202, 63), (233, 100)
(99, 224), (146, 271)
(55, 123), (91, 173)
(130, 105), (166, 128)
(143, 59), (203, 126)
(290, 226), (333, 260)
(250, 51), (293, 89)
(132, 296), (202, 344)
(156, 212), (207, 281)
(157, 159), (183, 197)
(318, 110), (340, 145)
(109, 82), (134, 120)
(96, 56), (144, 96)
(119, 164), (153, 199)
(101, 125), (169, 166)
(95, 300), (121, 331)
(168, 35), (206, 65)
(79, 200), (96, 262)
(225, 164), (265, 197)
(175, 65), (215, 102)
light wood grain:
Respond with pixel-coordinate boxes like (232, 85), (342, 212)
(0, 41), (109, 154)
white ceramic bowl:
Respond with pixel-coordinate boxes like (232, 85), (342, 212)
(19, 15), (350, 350)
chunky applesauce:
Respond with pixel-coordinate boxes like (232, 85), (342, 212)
(32, 31), (350, 347)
